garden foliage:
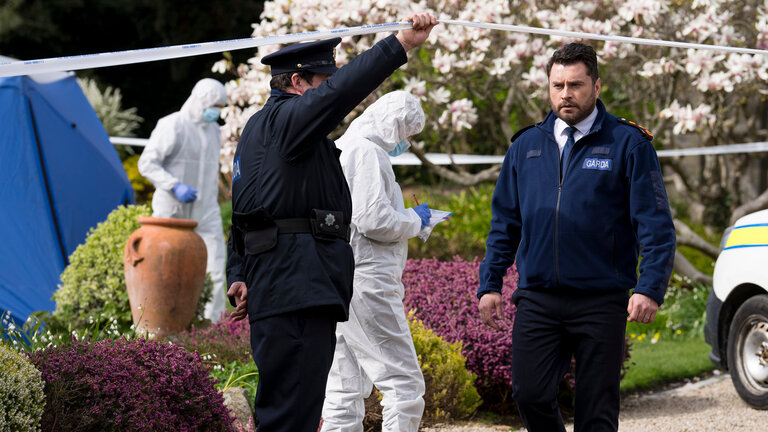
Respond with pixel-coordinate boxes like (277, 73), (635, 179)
(626, 273), (709, 341)
(167, 310), (252, 366)
(121, 155), (154, 204)
(29, 337), (235, 432)
(407, 184), (494, 261)
(77, 77), (143, 139)
(169, 311), (257, 408)
(0, 344), (45, 432)
(211, 360), (259, 411)
(403, 257), (517, 400)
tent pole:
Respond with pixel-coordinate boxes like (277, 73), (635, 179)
(27, 96), (69, 267)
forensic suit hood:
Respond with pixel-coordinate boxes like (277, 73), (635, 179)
(343, 90), (425, 153)
(137, 78), (229, 322)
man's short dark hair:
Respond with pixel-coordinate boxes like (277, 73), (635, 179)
(270, 70), (317, 91)
(546, 43), (599, 83)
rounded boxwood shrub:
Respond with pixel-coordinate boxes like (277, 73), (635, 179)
(0, 344), (45, 432)
(52, 204), (211, 334)
(409, 315), (482, 422)
(29, 337), (235, 432)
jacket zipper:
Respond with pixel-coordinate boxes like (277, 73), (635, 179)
(552, 128), (601, 287)
(555, 182), (562, 286)
(612, 233), (618, 276)
(554, 141), (568, 287)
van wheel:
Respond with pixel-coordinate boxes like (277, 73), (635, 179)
(727, 294), (768, 409)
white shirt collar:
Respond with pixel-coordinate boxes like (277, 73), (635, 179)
(553, 105), (598, 152)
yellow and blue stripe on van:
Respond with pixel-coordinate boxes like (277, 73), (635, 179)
(723, 224), (768, 250)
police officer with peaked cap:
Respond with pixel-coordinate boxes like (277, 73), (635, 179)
(225, 13), (437, 432)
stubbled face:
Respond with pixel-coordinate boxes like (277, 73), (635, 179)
(548, 62), (600, 126)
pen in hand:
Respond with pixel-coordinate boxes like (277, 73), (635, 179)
(413, 193), (419, 206)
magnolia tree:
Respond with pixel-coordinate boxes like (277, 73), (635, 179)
(216, 0), (768, 281)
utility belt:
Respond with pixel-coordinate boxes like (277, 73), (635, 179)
(231, 207), (350, 256)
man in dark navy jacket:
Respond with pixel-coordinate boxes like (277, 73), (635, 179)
(225, 13), (437, 432)
(478, 43), (676, 432)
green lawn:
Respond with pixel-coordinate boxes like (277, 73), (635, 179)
(620, 335), (716, 394)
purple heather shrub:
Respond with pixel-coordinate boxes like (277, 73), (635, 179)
(167, 310), (252, 366)
(403, 257), (518, 395)
(29, 337), (235, 432)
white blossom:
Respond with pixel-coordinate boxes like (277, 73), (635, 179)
(402, 77), (427, 100)
(617, 0), (669, 25)
(659, 100), (716, 135)
(433, 49), (458, 74)
(439, 98), (478, 132)
(430, 87), (451, 105)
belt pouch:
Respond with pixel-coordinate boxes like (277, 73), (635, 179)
(310, 209), (345, 242)
(233, 208), (278, 255)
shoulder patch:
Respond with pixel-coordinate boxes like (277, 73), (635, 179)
(618, 118), (653, 141)
(510, 124), (537, 143)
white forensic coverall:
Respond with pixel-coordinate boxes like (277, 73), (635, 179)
(137, 78), (228, 322)
(321, 91), (426, 432)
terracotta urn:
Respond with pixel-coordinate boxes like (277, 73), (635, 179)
(124, 217), (207, 338)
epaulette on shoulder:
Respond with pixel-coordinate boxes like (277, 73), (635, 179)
(510, 124), (537, 143)
(618, 118), (653, 141)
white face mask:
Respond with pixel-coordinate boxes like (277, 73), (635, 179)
(202, 107), (221, 122)
(388, 139), (411, 157)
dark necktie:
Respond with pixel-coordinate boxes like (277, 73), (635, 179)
(561, 126), (576, 180)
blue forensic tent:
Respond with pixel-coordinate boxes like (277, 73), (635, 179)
(0, 71), (134, 325)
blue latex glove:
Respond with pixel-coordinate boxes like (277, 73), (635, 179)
(172, 183), (198, 203)
(413, 203), (431, 228)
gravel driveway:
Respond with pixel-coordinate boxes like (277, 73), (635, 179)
(422, 374), (768, 431)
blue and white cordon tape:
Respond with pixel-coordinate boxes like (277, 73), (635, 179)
(3, 19), (768, 78)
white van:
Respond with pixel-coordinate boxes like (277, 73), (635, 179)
(706, 209), (768, 409)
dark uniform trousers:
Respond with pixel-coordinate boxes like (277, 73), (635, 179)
(249, 307), (337, 432)
(511, 287), (629, 432)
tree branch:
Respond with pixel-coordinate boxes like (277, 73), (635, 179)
(673, 250), (713, 286)
(730, 187), (768, 225)
(673, 218), (719, 259)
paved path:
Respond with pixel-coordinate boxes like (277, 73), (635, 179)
(422, 374), (768, 431)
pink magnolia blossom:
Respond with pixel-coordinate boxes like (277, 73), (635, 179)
(659, 100), (716, 135)
(439, 98), (478, 132)
(403, 76), (428, 100)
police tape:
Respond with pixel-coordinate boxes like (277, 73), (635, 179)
(3, 19), (768, 78)
(0, 22), (413, 78)
(109, 137), (768, 164)
(439, 19), (768, 56)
